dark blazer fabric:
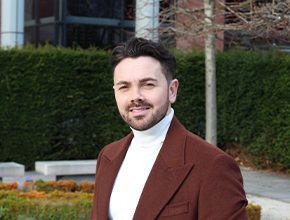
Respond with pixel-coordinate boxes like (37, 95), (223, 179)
(90, 116), (248, 220)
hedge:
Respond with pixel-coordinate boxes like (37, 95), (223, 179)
(216, 50), (290, 169)
(0, 45), (289, 169)
(0, 45), (130, 170)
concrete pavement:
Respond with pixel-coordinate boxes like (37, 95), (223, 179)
(241, 167), (290, 220)
(240, 167), (290, 203)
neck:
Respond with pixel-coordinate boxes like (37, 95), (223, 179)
(130, 108), (174, 147)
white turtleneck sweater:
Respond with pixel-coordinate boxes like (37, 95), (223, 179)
(108, 108), (174, 220)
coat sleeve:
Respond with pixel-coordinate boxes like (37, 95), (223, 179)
(90, 147), (105, 220)
(198, 153), (248, 220)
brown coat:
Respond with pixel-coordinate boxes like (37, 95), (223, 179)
(90, 116), (248, 220)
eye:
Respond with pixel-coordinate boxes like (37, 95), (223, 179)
(119, 85), (128, 90)
(144, 83), (154, 87)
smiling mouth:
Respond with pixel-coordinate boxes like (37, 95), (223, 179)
(130, 108), (150, 112)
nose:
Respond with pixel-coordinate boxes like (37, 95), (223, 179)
(130, 87), (144, 103)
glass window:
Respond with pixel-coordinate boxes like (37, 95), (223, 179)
(38, 0), (55, 24)
(25, 0), (36, 26)
(123, 28), (135, 41)
(25, 0), (36, 20)
(67, 24), (130, 49)
(124, 0), (135, 20)
(38, 25), (55, 46)
(66, 0), (122, 19)
(24, 27), (35, 45)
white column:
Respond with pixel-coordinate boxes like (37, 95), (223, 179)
(135, 0), (159, 42)
(1, 0), (25, 48)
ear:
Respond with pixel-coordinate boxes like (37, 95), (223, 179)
(168, 79), (179, 104)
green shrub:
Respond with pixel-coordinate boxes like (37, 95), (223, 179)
(247, 55), (290, 168)
(173, 50), (206, 138)
(23, 179), (94, 193)
(216, 50), (290, 169)
(0, 46), (130, 170)
(0, 46), (289, 169)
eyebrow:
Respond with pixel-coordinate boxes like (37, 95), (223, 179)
(116, 80), (130, 86)
(139, 77), (158, 83)
(115, 77), (158, 86)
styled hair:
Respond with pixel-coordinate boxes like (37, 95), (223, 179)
(110, 37), (176, 84)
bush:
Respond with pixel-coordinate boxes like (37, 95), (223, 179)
(246, 203), (262, 220)
(0, 46), (289, 169)
(0, 182), (18, 191)
(0, 46), (130, 170)
(23, 180), (94, 193)
(246, 55), (290, 169)
(216, 50), (290, 169)
(0, 190), (93, 220)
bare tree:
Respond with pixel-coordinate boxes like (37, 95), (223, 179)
(140, 0), (290, 146)
(155, 0), (290, 47)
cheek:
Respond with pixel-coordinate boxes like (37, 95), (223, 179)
(115, 94), (127, 109)
(150, 90), (168, 105)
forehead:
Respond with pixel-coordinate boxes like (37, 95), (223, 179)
(113, 56), (165, 83)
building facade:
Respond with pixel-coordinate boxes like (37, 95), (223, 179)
(1, 0), (136, 49)
(1, 0), (289, 51)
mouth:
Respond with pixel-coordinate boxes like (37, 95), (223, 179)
(130, 107), (150, 113)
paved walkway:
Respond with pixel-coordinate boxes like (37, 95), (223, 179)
(240, 167), (290, 220)
(240, 167), (290, 203)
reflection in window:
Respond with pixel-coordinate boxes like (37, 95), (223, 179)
(24, 27), (35, 45)
(38, 0), (55, 24)
(25, 0), (36, 27)
(67, 24), (119, 49)
(124, 0), (135, 20)
(38, 25), (55, 46)
(67, 0), (122, 19)
(23, 0), (135, 48)
(25, 0), (36, 21)
(123, 28), (135, 41)
(66, 24), (134, 49)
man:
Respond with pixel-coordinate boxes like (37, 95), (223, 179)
(90, 37), (248, 220)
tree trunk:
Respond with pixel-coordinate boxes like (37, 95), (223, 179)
(204, 0), (217, 146)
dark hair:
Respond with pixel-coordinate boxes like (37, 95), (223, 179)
(110, 37), (176, 84)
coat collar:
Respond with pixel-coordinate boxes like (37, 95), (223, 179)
(102, 116), (186, 165)
(97, 116), (194, 219)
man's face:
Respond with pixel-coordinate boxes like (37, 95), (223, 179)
(113, 56), (178, 131)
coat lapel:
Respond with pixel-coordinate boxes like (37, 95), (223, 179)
(95, 132), (133, 220)
(133, 117), (194, 220)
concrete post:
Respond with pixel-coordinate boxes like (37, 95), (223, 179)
(135, 0), (159, 42)
(1, 0), (25, 48)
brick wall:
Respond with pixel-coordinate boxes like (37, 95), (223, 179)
(176, 0), (225, 51)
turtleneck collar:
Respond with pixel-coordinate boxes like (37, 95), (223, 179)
(130, 108), (174, 147)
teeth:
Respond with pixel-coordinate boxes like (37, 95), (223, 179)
(132, 108), (147, 112)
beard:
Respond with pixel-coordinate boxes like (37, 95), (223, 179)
(119, 97), (169, 131)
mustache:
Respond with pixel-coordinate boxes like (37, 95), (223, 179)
(125, 101), (153, 111)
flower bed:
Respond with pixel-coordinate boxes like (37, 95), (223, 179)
(0, 181), (261, 220)
(23, 179), (94, 193)
(0, 190), (93, 220)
